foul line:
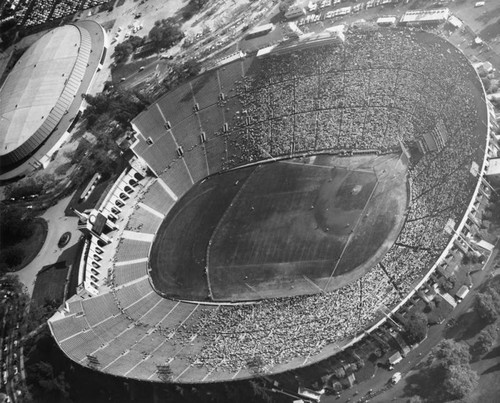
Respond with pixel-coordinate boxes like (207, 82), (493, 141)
(323, 177), (380, 292)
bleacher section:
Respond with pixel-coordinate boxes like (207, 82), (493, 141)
(50, 28), (493, 384)
(114, 260), (148, 286)
(159, 159), (193, 198)
(82, 293), (120, 326)
(116, 239), (151, 262)
(127, 205), (163, 234)
(141, 181), (176, 216)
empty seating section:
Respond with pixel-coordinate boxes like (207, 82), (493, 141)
(139, 133), (179, 175)
(114, 261), (148, 286)
(156, 86), (194, 127)
(105, 349), (146, 376)
(198, 106), (225, 140)
(190, 74), (220, 109)
(66, 299), (84, 314)
(218, 62), (244, 94)
(115, 277), (154, 309)
(133, 107), (167, 143)
(159, 303), (197, 329)
(60, 330), (102, 363)
(116, 239), (151, 262)
(82, 293), (120, 326)
(183, 146), (209, 183)
(159, 159), (193, 198)
(127, 206), (163, 234)
(171, 115), (202, 151)
(205, 135), (226, 174)
(142, 181), (175, 215)
(140, 299), (179, 327)
(93, 315), (131, 341)
(50, 314), (87, 342)
(124, 291), (162, 319)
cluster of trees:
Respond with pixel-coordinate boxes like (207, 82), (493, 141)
(473, 324), (498, 356)
(72, 89), (151, 182)
(161, 59), (202, 93)
(403, 312), (428, 345)
(0, 205), (35, 271)
(148, 18), (184, 52)
(474, 284), (500, 324)
(182, 0), (210, 20)
(113, 35), (145, 64)
(410, 339), (479, 402)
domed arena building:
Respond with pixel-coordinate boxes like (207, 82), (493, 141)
(0, 20), (106, 180)
(49, 27), (498, 384)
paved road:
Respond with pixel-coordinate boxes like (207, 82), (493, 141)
(13, 193), (80, 296)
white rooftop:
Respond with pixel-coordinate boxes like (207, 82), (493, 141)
(0, 25), (80, 156)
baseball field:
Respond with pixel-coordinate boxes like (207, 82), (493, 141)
(150, 152), (408, 302)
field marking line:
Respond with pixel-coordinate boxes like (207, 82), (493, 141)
(302, 275), (324, 294)
(244, 283), (266, 299)
(323, 177), (381, 292)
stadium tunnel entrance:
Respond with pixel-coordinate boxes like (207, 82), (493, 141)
(149, 152), (409, 303)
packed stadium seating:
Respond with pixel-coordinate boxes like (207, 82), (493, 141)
(50, 28), (493, 382)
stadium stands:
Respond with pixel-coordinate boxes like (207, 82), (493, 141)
(50, 27), (494, 383)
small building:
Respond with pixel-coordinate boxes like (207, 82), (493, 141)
(447, 15), (463, 29)
(485, 157), (500, 187)
(377, 16), (397, 26)
(256, 45), (277, 58)
(388, 351), (403, 366)
(400, 8), (450, 26)
(246, 23), (274, 39)
(297, 386), (323, 402)
(456, 285), (470, 301)
(285, 5), (306, 20)
(473, 61), (494, 75)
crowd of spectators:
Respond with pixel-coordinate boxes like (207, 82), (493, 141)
(161, 28), (487, 373)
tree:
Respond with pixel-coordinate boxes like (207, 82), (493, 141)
(474, 325), (498, 355)
(475, 292), (498, 323)
(0, 247), (25, 269)
(432, 339), (470, 369)
(148, 18), (184, 51)
(0, 205), (34, 246)
(404, 312), (428, 344)
(113, 36), (145, 64)
(443, 364), (479, 400)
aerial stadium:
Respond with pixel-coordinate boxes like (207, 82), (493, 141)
(49, 27), (497, 383)
(0, 20), (106, 181)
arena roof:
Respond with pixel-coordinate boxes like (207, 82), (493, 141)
(0, 22), (102, 173)
(0, 26), (81, 156)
